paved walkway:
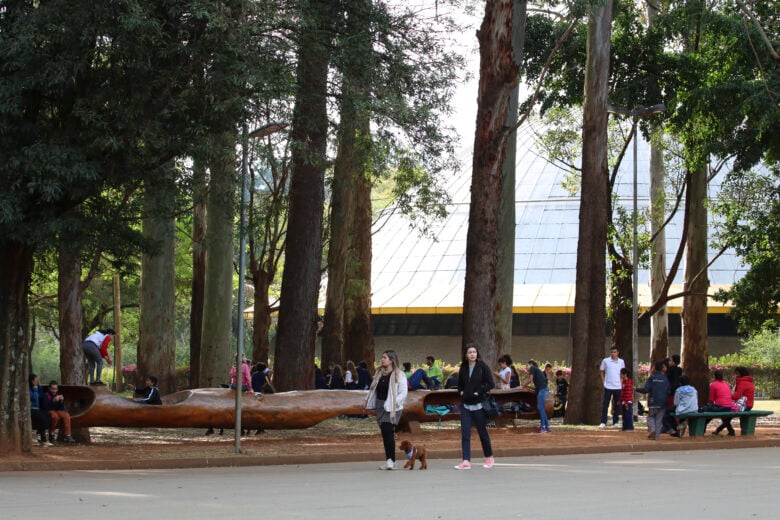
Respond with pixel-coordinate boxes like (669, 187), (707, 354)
(2, 448), (779, 519)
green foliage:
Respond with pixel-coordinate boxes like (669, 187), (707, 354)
(740, 325), (780, 366)
(713, 167), (780, 334)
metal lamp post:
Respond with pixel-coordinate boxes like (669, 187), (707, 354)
(607, 104), (665, 393)
(235, 121), (288, 453)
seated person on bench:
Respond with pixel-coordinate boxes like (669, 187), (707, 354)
(670, 375), (698, 437)
(403, 362), (434, 390)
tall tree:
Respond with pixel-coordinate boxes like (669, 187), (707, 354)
(274, 0), (335, 391)
(137, 167), (178, 395)
(189, 159), (207, 388)
(645, 0), (670, 363)
(199, 131), (238, 388)
(0, 0), (254, 453)
(463, 0), (521, 370)
(326, 0), (374, 367)
(495, 0), (528, 360)
(567, 0), (613, 425)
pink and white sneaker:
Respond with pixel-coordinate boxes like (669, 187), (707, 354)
(454, 460), (471, 470)
(483, 456), (495, 469)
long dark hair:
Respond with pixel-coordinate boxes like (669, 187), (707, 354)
(461, 342), (481, 366)
(28, 373), (38, 389)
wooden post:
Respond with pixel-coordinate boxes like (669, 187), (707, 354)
(113, 274), (123, 391)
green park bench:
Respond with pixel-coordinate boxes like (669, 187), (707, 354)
(672, 410), (774, 437)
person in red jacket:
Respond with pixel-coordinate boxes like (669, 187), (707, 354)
(703, 369), (733, 434)
(714, 366), (756, 436)
(619, 368), (635, 431)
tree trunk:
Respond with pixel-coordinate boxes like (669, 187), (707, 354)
(567, 0), (613, 425)
(251, 270), (273, 365)
(646, 0), (669, 364)
(343, 144), (374, 368)
(274, 2), (332, 391)
(609, 252), (633, 371)
(58, 241), (85, 385)
(338, 0), (375, 369)
(463, 0), (519, 370)
(199, 131), (237, 388)
(0, 241), (34, 455)
(495, 0), (527, 360)
(190, 159), (207, 388)
(649, 125), (669, 362)
(681, 169), (709, 405)
(322, 99), (357, 368)
(137, 171), (178, 395)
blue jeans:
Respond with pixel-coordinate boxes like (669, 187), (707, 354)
(407, 369), (433, 390)
(82, 341), (103, 383)
(537, 388), (550, 429)
(460, 407), (493, 461)
(601, 388), (621, 425)
(621, 402), (634, 430)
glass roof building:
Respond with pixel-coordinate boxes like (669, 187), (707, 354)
(365, 122), (747, 364)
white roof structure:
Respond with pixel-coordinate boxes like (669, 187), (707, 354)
(368, 122), (747, 316)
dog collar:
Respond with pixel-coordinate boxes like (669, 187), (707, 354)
(405, 449), (413, 460)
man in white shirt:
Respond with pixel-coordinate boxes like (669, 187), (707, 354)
(599, 346), (625, 428)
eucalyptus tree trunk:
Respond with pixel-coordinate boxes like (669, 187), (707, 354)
(567, 0), (613, 425)
(463, 0), (520, 370)
(138, 170), (178, 395)
(322, 109), (357, 368)
(648, 128), (669, 362)
(681, 169), (709, 405)
(680, 1), (709, 405)
(58, 240), (85, 385)
(609, 251), (633, 370)
(251, 269), (273, 364)
(495, 0), (527, 359)
(337, 0), (374, 369)
(343, 136), (374, 368)
(646, 0), (669, 364)
(199, 131), (237, 388)
(0, 241), (34, 455)
(189, 159), (207, 388)
(274, 1), (333, 391)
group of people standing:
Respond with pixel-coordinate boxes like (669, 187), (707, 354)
(600, 346), (756, 439)
(364, 344), (558, 471)
(364, 345), (499, 470)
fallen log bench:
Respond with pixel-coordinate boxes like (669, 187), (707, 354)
(672, 410), (774, 437)
(53, 385), (551, 433)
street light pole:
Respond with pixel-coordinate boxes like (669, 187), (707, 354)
(235, 121), (288, 454)
(607, 104), (665, 391)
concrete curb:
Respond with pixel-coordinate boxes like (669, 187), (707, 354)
(3, 437), (778, 472)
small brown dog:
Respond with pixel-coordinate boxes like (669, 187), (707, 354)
(399, 439), (427, 470)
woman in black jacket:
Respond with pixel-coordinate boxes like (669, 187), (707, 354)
(454, 343), (495, 470)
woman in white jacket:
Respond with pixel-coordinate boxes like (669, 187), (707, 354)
(364, 350), (408, 470)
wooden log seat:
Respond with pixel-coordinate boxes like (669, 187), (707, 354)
(51, 385), (552, 431)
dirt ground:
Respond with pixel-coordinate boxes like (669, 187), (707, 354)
(5, 415), (780, 471)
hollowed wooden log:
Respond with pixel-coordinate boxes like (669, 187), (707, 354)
(56, 385), (552, 430)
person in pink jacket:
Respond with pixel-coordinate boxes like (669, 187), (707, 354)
(230, 354), (253, 392)
(703, 369), (734, 434)
(714, 366), (756, 436)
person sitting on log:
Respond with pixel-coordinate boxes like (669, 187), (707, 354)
(42, 380), (76, 442)
(403, 362), (434, 390)
(134, 376), (162, 405)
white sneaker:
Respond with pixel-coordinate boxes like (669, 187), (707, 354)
(379, 459), (396, 470)
(612, 422), (622, 428)
(598, 423), (606, 429)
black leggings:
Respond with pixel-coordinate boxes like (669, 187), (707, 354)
(380, 421), (395, 461)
